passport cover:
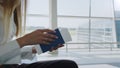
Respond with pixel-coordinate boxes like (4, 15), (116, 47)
(40, 28), (65, 53)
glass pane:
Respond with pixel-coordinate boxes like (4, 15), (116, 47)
(67, 44), (89, 50)
(91, 0), (114, 17)
(114, 0), (120, 18)
(59, 44), (89, 52)
(26, 16), (49, 33)
(65, 44), (89, 52)
(58, 17), (89, 43)
(57, 0), (90, 16)
(115, 20), (120, 48)
(27, 0), (49, 15)
(90, 19), (117, 48)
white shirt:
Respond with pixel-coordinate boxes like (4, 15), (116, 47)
(0, 6), (42, 64)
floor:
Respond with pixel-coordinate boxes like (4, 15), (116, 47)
(22, 50), (120, 68)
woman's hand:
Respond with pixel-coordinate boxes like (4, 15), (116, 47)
(50, 44), (64, 52)
(32, 44), (64, 54)
(17, 29), (58, 48)
(32, 47), (37, 54)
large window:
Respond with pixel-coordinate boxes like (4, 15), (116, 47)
(91, 0), (114, 17)
(26, 0), (120, 52)
(27, 0), (49, 15)
(114, 0), (120, 48)
(57, 0), (90, 16)
(114, 0), (120, 18)
(26, 0), (49, 33)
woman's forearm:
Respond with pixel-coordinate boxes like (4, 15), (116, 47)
(16, 37), (27, 48)
(16, 29), (57, 48)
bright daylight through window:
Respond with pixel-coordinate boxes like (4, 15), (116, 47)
(26, 0), (120, 52)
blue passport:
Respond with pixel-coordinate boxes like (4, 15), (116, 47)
(40, 28), (65, 53)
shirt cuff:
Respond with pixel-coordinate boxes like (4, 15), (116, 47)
(34, 44), (42, 54)
(21, 46), (35, 60)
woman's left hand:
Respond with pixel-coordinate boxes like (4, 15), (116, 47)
(32, 44), (64, 53)
(32, 47), (37, 54)
(50, 44), (64, 52)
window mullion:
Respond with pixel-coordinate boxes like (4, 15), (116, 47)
(49, 0), (57, 29)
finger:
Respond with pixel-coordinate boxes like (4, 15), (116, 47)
(53, 47), (58, 50)
(50, 47), (54, 52)
(54, 45), (64, 50)
(50, 44), (64, 51)
(35, 29), (55, 36)
(38, 36), (51, 45)
(32, 47), (37, 54)
(40, 40), (50, 45)
(43, 33), (58, 39)
(41, 29), (56, 33)
(58, 44), (64, 47)
(42, 38), (54, 42)
(52, 45), (63, 50)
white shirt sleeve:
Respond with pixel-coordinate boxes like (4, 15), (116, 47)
(34, 44), (43, 55)
(0, 40), (21, 64)
(21, 46), (35, 60)
(21, 44), (44, 60)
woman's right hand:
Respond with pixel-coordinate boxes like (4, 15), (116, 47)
(17, 29), (58, 48)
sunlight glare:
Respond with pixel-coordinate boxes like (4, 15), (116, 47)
(115, 0), (120, 10)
